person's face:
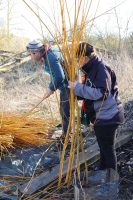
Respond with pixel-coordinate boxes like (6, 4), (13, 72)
(29, 51), (42, 61)
(77, 56), (90, 68)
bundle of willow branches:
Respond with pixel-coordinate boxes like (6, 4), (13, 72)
(21, 0), (95, 189)
(0, 112), (55, 151)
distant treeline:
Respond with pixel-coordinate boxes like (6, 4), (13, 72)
(89, 33), (133, 58)
(0, 31), (133, 58)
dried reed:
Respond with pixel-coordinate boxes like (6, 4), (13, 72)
(0, 112), (55, 151)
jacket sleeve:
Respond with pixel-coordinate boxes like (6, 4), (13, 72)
(45, 52), (65, 91)
(74, 83), (103, 100)
(74, 64), (111, 100)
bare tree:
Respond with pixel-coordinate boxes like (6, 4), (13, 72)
(7, 0), (15, 37)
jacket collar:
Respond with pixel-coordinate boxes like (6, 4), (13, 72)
(81, 56), (101, 74)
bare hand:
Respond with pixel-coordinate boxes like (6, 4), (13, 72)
(68, 81), (77, 88)
(43, 88), (53, 99)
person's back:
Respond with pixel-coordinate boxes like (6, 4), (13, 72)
(43, 48), (68, 91)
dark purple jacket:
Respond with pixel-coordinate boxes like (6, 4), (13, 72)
(74, 56), (125, 126)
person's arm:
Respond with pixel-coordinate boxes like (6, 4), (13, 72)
(69, 81), (104, 100)
(69, 64), (111, 100)
(45, 52), (66, 91)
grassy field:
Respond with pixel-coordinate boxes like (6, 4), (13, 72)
(0, 49), (133, 115)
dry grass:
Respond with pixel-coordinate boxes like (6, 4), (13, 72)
(0, 32), (28, 53)
(0, 60), (60, 152)
(102, 52), (133, 102)
(0, 58), (60, 117)
(0, 112), (55, 151)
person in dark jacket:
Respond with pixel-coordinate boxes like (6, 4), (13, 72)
(26, 40), (70, 140)
(69, 42), (125, 171)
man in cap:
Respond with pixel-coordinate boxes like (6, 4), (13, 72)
(26, 40), (70, 144)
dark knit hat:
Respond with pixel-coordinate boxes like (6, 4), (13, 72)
(76, 42), (94, 57)
(26, 40), (44, 52)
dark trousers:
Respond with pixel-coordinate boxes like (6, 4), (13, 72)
(60, 88), (70, 135)
(94, 124), (118, 171)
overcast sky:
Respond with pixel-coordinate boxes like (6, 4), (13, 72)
(0, 0), (132, 39)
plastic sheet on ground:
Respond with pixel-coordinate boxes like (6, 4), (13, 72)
(0, 126), (105, 199)
(0, 143), (60, 198)
(0, 193), (17, 200)
(79, 169), (119, 200)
